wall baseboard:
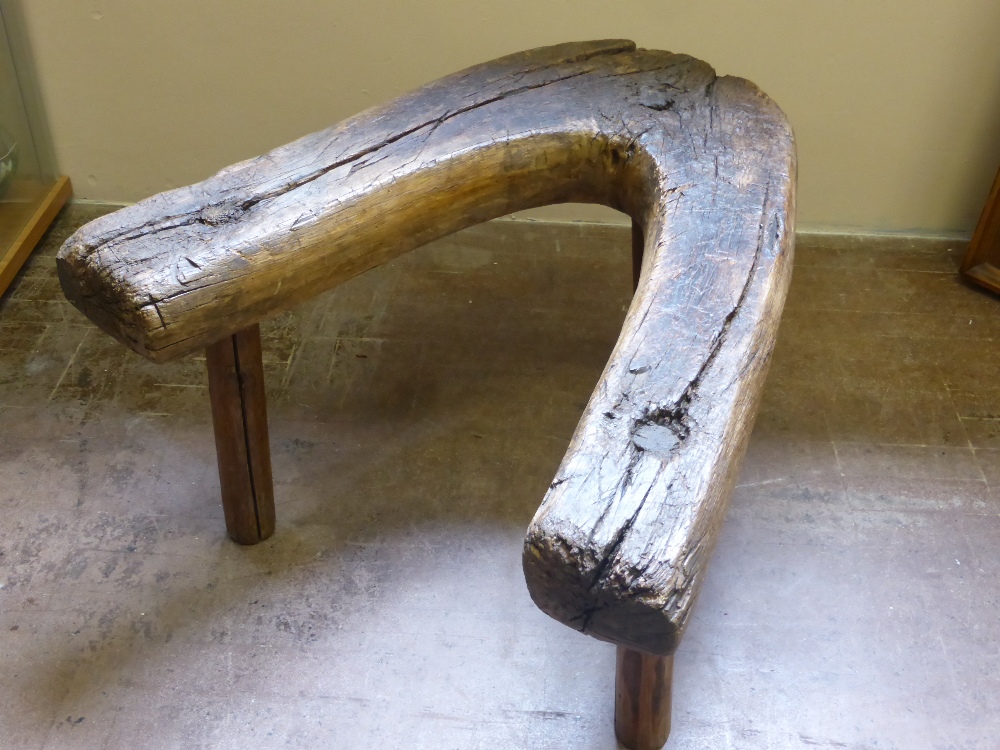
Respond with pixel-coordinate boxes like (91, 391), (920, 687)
(795, 226), (970, 244)
(66, 198), (972, 249)
(69, 198), (132, 210)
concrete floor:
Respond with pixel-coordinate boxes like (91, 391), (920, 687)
(1, 205), (999, 749)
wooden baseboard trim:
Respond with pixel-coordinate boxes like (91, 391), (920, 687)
(960, 165), (1000, 296)
(963, 262), (1000, 295)
(0, 175), (73, 297)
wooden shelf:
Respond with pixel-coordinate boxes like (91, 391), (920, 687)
(0, 175), (71, 296)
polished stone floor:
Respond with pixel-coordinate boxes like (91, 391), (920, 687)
(1, 205), (999, 749)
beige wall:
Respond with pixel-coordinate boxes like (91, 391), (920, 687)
(12, 0), (1000, 234)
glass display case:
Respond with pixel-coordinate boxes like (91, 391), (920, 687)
(0, 7), (70, 296)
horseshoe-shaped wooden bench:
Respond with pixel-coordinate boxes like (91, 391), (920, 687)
(57, 40), (795, 750)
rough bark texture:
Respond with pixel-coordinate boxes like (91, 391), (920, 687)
(57, 40), (796, 657)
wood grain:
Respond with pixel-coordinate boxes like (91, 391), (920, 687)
(57, 40), (796, 657)
(615, 646), (673, 750)
(205, 324), (276, 544)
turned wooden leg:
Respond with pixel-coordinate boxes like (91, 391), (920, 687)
(205, 324), (276, 545)
(615, 646), (673, 750)
(631, 219), (644, 291)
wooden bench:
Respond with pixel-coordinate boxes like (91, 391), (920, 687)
(57, 40), (795, 750)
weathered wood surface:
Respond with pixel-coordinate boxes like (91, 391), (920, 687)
(57, 40), (796, 659)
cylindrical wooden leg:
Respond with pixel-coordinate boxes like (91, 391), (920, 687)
(615, 646), (673, 750)
(205, 324), (276, 545)
(631, 219), (644, 291)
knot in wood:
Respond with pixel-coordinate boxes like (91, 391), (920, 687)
(630, 400), (692, 457)
(200, 202), (245, 226)
(637, 84), (677, 112)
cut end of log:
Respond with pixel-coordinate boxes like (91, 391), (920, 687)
(522, 534), (681, 656)
(56, 250), (154, 359)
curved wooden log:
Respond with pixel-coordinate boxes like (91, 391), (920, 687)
(57, 41), (795, 659)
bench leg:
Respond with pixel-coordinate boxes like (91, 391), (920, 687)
(616, 220), (674, 750)
(632, 219), (644, 290)
(615, 646), (673, 750)
(205, 324), (276, 545)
